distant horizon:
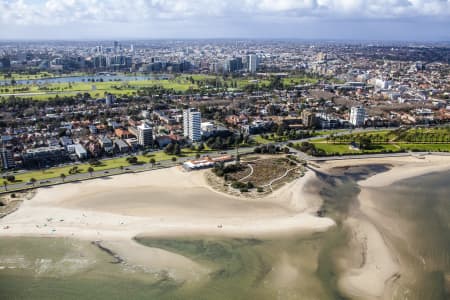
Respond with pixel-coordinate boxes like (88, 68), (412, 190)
(0, 37), (449, 44)
(1, 1), (449, 42)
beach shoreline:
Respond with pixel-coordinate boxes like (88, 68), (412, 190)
(2, 154), (450, 299)
(317, 155), (450, 300)
(0, 165), (334, 280)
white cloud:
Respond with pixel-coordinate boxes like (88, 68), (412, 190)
(0, 0), (449, 25)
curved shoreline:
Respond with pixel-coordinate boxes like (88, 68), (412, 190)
(0, 166), (334, 270)
(2, 155), (450, 299)
(319, 155), (450, 300)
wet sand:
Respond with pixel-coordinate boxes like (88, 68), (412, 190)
(0, 166), (334, 284)
(318, 155), (450, 300)
(2, 155), (450, 299)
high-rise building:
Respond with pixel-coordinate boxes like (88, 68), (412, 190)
(183, 108), (201, 142)
(0, 149), (15, 169)
(224, 57), (243, 73)
(301, 110), (316, 128)
(105, 93), (115, 106)
(349, 106), (366, 127)
(137, 123), (153, 148)
(248, 54), (258, 73)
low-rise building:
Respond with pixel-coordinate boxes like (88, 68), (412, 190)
(74, 144), (88, 159)
(22, 146), (67, 167)
(114, 139), (130, 153)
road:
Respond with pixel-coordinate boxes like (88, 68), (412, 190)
(0, 126), (404, 193)
(1, 147), (255, 193)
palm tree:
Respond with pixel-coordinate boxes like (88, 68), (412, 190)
(87, 167), (94, 177)
(60, 173), (66, 183)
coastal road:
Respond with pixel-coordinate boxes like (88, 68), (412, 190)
(0, 126), (409, 193)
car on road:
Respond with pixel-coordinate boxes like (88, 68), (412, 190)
(104, 171), (109, 174)
(39, 180), (51, 184)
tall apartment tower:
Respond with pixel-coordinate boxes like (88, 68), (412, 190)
(248, 54), (258, 73)
(183, 108), (201, 142)
(349, 106), (366, 127)
(301, 110), (316, 128)
(105, 93), (115, 106)
(137, 123), (153, 147)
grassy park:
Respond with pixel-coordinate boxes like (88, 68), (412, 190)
(0, 72), (322, 101)
(302, 127), (450, 156)
(1, 147), (215, 187)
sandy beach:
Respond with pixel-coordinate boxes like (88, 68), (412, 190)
(2, 154), (450, 298)
(318, 154), (450, 300)
(0, 165), (334, 283)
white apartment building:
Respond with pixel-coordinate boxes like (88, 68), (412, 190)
(248, 54), (258, 73)
(137, 123), (153, 147)
(349, 106), (366, 127)
(183, 108), (201, 142)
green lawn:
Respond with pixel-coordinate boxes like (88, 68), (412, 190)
(0, 77), (199, 100)
(311, 142), (401, 155)
(1, 147), (217, 186)
(0, 72), (336, 101)
(253, 135), (272, 144)
(310, 140), (450, 156)
(282, 76), (319, 86)
(253, 134), (289, 144)
(398, 143), (450, 152)
(3, 156), (134, 184)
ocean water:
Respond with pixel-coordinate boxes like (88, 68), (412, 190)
(0, 167), (448, 300)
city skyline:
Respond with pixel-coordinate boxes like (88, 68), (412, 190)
(0, 0), (450, 41)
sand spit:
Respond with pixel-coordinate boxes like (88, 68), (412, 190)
(319, 155), (450, 300)
(98, 239), (209, 283)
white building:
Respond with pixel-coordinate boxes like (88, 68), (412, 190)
(349, 106), (366, 127)
(137, 123), (153, 147)
(74, 144), (87, 159)
(105, 94), (115, 106)
(248, 54), (258, 73)
(183, 108), (201, 142)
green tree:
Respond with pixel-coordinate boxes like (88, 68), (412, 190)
(60, 173), (66, 183)
(149, 158), (156, 167)
(174, 144), (181, 155)
(165, 143), (175, 154)
(29, 178), (37, 187)
(87, 167), (94, 177)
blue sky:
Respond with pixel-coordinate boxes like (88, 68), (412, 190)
(0, 0), (449, 41)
